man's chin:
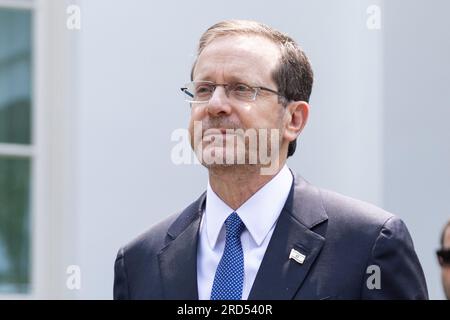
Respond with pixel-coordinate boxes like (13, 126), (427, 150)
(199, 146), (236, 165)
(202, 163), (236, 170)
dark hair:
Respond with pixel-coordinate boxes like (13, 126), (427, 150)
(191, 20), (314, 157)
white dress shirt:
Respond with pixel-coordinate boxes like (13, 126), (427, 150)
(197, 165), (293, 300)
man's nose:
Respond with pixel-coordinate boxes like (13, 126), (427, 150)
(206, 86), (232, 117)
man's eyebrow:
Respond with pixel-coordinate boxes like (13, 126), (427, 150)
(193, 74), (262, 86)
(226, 75), (256, 84)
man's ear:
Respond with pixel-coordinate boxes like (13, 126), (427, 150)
(283, 101), (309, 142)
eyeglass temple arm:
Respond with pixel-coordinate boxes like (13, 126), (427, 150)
(258, 87), (284, 97)
(180, 87), (194, 98)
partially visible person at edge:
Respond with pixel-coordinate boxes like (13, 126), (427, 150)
(437, 220), (450, 299)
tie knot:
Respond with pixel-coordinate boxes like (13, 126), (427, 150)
(225, 212), (245, 239)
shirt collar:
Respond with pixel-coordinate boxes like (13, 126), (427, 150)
(204, 165), (293, 248)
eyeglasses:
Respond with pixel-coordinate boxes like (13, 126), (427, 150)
(437, 248), (450, 266)
(180, 81), (285, 104)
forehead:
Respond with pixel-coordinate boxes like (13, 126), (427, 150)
(193, 35), (281, 84)
(445, 227), (450, 248)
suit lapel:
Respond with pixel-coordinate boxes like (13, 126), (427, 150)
(157, 193), (206, 300)
(248, 174), (328, 300)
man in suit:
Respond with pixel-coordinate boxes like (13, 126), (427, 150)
(114, 20), (428, 300)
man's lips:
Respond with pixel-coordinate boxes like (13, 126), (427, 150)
(202, 128), (237, 136)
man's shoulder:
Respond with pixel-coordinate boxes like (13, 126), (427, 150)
(118, 192), (205, 259)
(312, 185), (411, 247)
(295, 178), (427, 299)
(292, 173), (397, 234)
(318, 187), (394, 228)
(121, 211), (179, 256)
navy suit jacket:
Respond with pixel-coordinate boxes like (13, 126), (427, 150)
(113, 173), (428, 299)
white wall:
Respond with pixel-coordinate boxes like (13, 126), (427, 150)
(383, 0), (450, 300)
(49, 0), (448, 299)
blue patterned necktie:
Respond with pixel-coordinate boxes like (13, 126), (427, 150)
(210, 212), (245, 300)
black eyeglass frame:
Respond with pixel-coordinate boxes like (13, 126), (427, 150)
(436, 248), (450, 266)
